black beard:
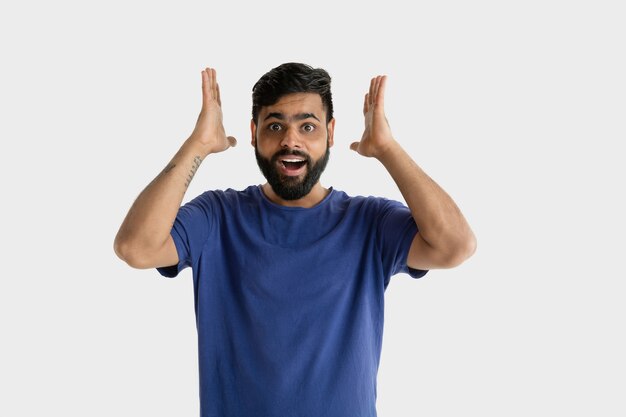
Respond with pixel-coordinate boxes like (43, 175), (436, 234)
(255, 142), (330, 201)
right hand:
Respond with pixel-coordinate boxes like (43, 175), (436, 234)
(188, 67), (237, 154)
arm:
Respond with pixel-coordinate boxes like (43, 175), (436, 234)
(350, 75), (476, 270)
(114, 68), (236, 269)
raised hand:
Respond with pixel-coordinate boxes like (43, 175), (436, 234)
(188, 67), (237, 154)
(350, 75), (397, 159)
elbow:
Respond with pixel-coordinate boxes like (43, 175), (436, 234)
(114, 237), (151, 269)
(442, 233), (477, 269)
(463, 232), (478, 261)
(113, 237), (136, 267)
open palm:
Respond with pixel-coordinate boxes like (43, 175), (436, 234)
(350, 75), (395, 159)
(189, 67), (236, 154)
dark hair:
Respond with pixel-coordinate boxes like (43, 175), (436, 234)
(252, 62), (333, 124)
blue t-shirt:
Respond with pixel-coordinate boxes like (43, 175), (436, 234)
(157, 185), (427, 417)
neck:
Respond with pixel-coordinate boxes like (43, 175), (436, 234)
(261, 182), (330, 208)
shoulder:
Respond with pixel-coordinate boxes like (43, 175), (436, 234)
(329, 189), (408, 218)
(334, 189), (404, 209)
(190, 185), (261, 206)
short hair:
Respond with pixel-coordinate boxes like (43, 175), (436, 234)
(252, 62), (333, 125)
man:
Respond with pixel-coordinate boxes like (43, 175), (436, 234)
(114, 63), (476, 416)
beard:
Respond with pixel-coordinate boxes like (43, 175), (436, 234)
(255, 140), (330, 201)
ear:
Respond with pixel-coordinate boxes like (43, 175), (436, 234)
(327, 118), (336, 148)
(250, 119), (257, 147)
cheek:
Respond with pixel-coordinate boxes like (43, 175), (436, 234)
(311, 141), (327, 156)
(255, 138), (279, 159)
(255, 136), (273, 151)
(310, 134), (329, 153)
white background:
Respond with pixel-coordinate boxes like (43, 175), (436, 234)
(1, 0), (624, 416)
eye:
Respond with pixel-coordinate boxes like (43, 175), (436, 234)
(268, 123), (282, 132)
(302, 124), (315, 133)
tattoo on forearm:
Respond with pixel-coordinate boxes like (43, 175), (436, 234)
(161, 162), (176, 175)
(185, 156), (203, 188)
(146, 162), (177, 190)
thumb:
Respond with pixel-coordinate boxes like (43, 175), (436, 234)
(349, 141), (360, 152)
(227, 136), (237, 147)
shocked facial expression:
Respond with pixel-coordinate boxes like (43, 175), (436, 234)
(251, 93), (335, 200)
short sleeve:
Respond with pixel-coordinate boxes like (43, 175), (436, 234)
(376, 199), (428, 285)
(156, 191), (213, 278)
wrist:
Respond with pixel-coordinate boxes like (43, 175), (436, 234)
(374, 139), (403, 164)
(183, 136), (215, 158)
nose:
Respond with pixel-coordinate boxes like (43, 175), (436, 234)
(280, 127), (301, 149)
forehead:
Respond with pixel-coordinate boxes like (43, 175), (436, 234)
(259, 93), (325, 119)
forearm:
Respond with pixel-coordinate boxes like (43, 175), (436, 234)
(114, 138), (210, 258)
(377, 140), (476, 256)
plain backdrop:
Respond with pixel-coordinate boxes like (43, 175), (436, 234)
(1, 0), (624, 416)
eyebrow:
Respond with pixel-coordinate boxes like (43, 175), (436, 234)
(263, 112), (321, 122)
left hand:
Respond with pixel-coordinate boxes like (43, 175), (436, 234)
(350, 75), (397, 159)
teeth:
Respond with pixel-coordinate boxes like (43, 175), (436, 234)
(282, 159), (304, 162)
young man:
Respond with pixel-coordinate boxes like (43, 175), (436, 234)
(114, 63), (476, 417)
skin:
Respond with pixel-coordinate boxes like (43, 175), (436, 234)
(350, 75), (477, 269)
(113, 68), (233, 268)
(251, 92), (335, 208)
(114, 67), (476, 271)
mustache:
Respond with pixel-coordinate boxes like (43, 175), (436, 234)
(270, 149), (311, 163)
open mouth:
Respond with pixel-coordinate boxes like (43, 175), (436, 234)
(280, 159), (307, 171)
(275, 155), (308, 176)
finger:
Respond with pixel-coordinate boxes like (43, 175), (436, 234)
(201, 69), (210, 109)
(349, 141), (360, 151)
(216, 82), (222, 106)
(373, 75), (382, 104)
(227, 136), (237, 147)
(210, 68), (217, 100)
(205, 67), (213, 100)
(372, 76), (378, 103)
(369, 77), (376, 105)
(372, 75), (380, 104)
(376, 76), (387, 107)
(363, 93), (369, 115)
